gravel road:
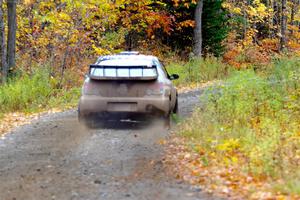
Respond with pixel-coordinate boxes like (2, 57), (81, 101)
(0, 89), (214, 200)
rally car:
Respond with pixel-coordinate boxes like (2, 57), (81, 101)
(78, 52), (179, 127)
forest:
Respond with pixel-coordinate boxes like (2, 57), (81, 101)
(0, 0), (299, 199)
(0, 0), (299, 82)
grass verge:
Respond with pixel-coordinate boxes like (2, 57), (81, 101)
(0, 67), (81, 119)
(166, 57), (300, 199)
(166, 57), (232, 88)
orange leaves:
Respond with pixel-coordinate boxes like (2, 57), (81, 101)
(164, 136), (300, 199)
(119, 0), (174, 39)
(0, 110), (62, 138)
(172, 0), (197, 8)
(223, 47), (243, 69)
(176, 20), (195, 30)
(24, 0), (35, 5)
(145, 11), (174, 37)
(223, 40), (272, 69)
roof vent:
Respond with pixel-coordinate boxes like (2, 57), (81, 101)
(118, 51), (140, 55)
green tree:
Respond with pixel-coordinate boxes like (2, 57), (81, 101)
(202, 0), (228, 57)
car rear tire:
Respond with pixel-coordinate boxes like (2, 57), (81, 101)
(163, 115), (171, 129)
(78, 112), (99, 129)
(173, 98), (178, 114)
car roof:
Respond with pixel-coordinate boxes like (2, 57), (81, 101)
(95, 53), (159, 67)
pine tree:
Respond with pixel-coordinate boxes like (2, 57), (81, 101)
(202, 0), (228, 57)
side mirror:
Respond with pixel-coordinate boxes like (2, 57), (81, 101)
(169, 74), (179, 80)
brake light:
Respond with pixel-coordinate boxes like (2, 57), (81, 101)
(82, 81), (97, 95)
(146, 83), (170, 96)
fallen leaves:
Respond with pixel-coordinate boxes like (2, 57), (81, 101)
(177, 80), (221, 93)
(0, 109), (63, 138)
(163, 136), (300, 200)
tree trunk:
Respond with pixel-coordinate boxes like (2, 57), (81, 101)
(58, 46), (70, 89)
(243, 3), (247, 39)
(273, 0), (280, 38)
(267, 0), (273, 38)
(291, 0), (296, 26)
(7, 0), (17, 70)
(243, 0), (251, 39)
(280, 0), (287, 51)
(291, 0), (300, 26)
(0, 0), (7, 83)
(193, 0), (203, 57)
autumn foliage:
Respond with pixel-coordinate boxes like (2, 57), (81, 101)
(0, 0), (299, 198)
(166, 57), (300, 199)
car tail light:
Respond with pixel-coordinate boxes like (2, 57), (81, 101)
(82, 80), (97, 95)
(146, 83), (170, 97)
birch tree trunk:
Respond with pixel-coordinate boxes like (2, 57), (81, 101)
(193, 0), (203, 57)
(0, 0), (7, 83)
(7, 0), (17, 70)
(280, 0), (287, 51)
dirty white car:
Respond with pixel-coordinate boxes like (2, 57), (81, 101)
(78, 52), (179, 127)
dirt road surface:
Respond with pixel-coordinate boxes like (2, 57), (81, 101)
(0, 90), (215, 200)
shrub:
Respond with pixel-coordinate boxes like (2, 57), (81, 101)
(179, 57), (300, 194)
(0, 67), (80, 115)
(167, 57), (231, 86)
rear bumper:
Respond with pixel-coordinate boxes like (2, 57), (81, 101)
(79, 95), (170, 116)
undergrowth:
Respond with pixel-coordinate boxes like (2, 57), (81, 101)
(0, 67), (80, 117)
(178, 57), (300, 195)
(166, 57), (231, 87)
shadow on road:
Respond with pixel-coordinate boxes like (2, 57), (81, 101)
(86, 118), (166, 131)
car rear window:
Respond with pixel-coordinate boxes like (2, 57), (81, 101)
(89, 66), (158, 80)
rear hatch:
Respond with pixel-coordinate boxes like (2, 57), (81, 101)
(86, 65), (161, 98)
(87, 80), (160, 98)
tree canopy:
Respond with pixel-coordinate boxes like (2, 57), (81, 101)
(0, 0), (298, 80)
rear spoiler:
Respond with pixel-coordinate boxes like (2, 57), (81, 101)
(89, 65), (158, 80)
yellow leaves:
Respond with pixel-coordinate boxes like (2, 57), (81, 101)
(58, 12), (71, 22)
(172, 0), (197, 8)
(221, 2), (230, 9)
(231, 156), (238, 164)
(158, 139), (167, 145)
(223, 0), (271, 23)
(177, 20), (195, 29)
(68, 31), (79, 45)
(183, 2), (190, 8)
(255, 2), (267, 14)
(222, 2), (242, 15)
(92, 44), (110, 55)
(232, 7), (242, 15)
(38, 1), (55, 11)
(24, 0), (34, 5)
(36, 37), (50, 48)
(216, 139), (240, 153)
(247, 0), (270, 21)
(165, 134), (300, 199)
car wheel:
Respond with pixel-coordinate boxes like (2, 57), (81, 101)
(163, 115), (171, 129)
(78, 112), (98, 129)
(173, 98), (178, 114)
